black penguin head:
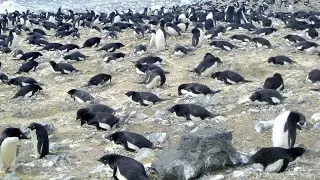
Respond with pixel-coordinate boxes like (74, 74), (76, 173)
(191, 28), (200, 35)
(67, 89), (77, 96)
(117, 43), (125, 48)
(98, 154), (116, 165)
(210, 72), (221, 79)
(37, 52), (43, 56)
(7, 78), (19, 86)
(177, 84), (187, 95)
(103, 74), (112, 82)
(27, 122), (43, 130)
(267, 57), (275, 63)
(76, 108), (88, 120)
(167, 105), (178, 113)
(105, 133), (116, 141)
(249, 92), (261, 102)
(150, 30), (156, 34)
(124, 91), (135, 97)
(79, 112), (95, 126)
(290, 111), (307, 130)
(49, 61), (57, 67)
(290, 147), (305, 158)
(2, 127), (29, 140)
(159, 19), (166, 27)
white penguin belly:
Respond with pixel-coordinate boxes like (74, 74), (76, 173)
(149, 34), (156, 47)
(0, 137), (19, 171)
(190, 114), (202, 121)
(174, 50), (185, 56)
(226, 78), (237, 84)
(127, 142), (141, 151)
(142, 100), (154, 105)
(201, 62), (217, 76)
(265, 159), (284, 172)
(145, 76), (161, 89)
(251, 163), (264, 172)
(155, 30), (166, 51)
(270, 97), (281, 104)
(180, 89), (199, 97)
(24, 90), (34, 97)
(272, 111), (290, 149)
(30, 129), (41, 158)
(98, 123), (111, 130)
(167, 27), (179, 36)
(62, 69), (71, 74)
(74, 96), (85, 103)
(116, 166), (128, 180)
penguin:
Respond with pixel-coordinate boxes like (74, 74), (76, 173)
(63, 51), (88, 61)
(134, 64), (164, 75)
(306, 69), (320, 83)
(124, 91), (168, 106)
(76, 104), (116, 120)
(178, 83), (221, 97)
(97, 42), (125, 52)
(253, 27), (277, 36)
(105, 131), (159, 152)
(149, 30), (156, 47)
(19, 52), (43, 61)
(136, 56), (163, 65)
(306, 28), (319, 39)
(16, 61), (39, 74)
(191, 28), (201, 47)
(86, 73), (112, 87)
(204, 19), (214, 31)
(263, 73), (284, 91)
(26, 123), (49, 159)
(155, 19), (167, 51)
(168, 104), (216, 121)
(0, 73), (8, 83)
(78, 112), (119, 130)
(58, 44), (80, 52)
(272, 111), (307, 149)
(166, 23), (181, 36)
(138, 67), (166, 89)
(230, 34), (252, 43)
(82, 37), (101, 48)
(105, 31), (118, 39)
(252, 37), (272, 48)
(249, 89), (285, 105)
(103, 52), (126, 63)
(98, 154), (148, 180)
(49, 61), (79, 74)
(41, 43), (63, 51)
(267, 56), (295, 65)
(133, 26), (145, 39)
(192, 53), (222, 76)
(283, 34), (306, 44)
(7, 77), (39, 87)
(295, 41), (318, 52)
(67, 89), (94, 103)
(0, 47), (12, 54)
(0, 127), (28, 173)
(175, 21), (189, 32)
(133, 44), (147, 55)
(209, 40), (237, 51)
(211, 70), (251, 85)
(12, 84), (42, 99)
(250, 147), (305, 173)
(173, 45), (190, 56)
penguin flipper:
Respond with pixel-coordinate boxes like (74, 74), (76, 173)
(277, 159), (289, 173)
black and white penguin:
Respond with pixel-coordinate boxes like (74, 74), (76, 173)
(7, 77), (39, 87)
(211, 70), (251, 85)
(166, 23), (181, 36)
(138, 67), (166, 89)
(155, 19), (167, 51)
(41, 43), (63, 51)
(76, 104), (116, 120)
(263, 73), (284, 91)
(283, 34), (306, 44)
(12, 84), (42, 99)
(78, 112), (119, 130)
(173, 45), (191, 56)
(58, 44), (80, 52)
(253, 27), (277, 36)
(306, 28), (319, 39)
(250, 147), (305, 173)
(249, 89), (285, 105)
(98, 154), (148, 180)
(0, 127), (28, 173)
(97, 42), (125, 52)
(19, 52), (43, 61)
(306, 69), (320, 83)
(136, 56), (163, 66)
(230, 34), (252, 44)
(63, 51), (88, 61)
(82, 37), (102, 48)
(209, 40), (237, 51)
(0, 73), (8, 83)
(124, 91), (168, 106)
(272, 111), (306, 149)
(175, 21), (189, 32)
(67, 89), (94, 103)
(295, 41), (318, 52)
(192, 53), (222, 76)
(105, 131), (158, 152)
(86, 73), (112, 87)
(133, 44), (147, 55)
(134, 64), (163, 75)
(268, 56), (295, 65)
(16, 61), (39, 74)
(26, 123), (49, 159)
(103, 52), (126, 63)
(49, 61), (79, 74)
(168, 104), (216, 121)
(191, 28), (201, 47)
(178, 83), (221, 97)
(252, 37), (272, 48)
(149, 29), (156, 47)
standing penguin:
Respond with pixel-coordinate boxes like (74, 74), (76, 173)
(155, 19), (167, 51)
(272, 111), (306, 149)
(0, 128), (28, 173)
(26, 123), (49, 159)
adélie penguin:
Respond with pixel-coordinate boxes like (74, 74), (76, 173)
(178, 83), (221, 97)
(12, 84), (43, 99)
(25, 123), (49, 158)
(16, 61), (39, 74)
(49, 61), (79, 74)
(191, 53), (222, 76)
(124, 91), (168, 106)
(105, 131), (161, 152)
(86, 73), (112, 87)
(263, 73), (284, 91)
(0, 127), (28, 173)
(268, 56), (295, 65)
(78, 112), (119, 130)
(306, 69), (320, 83)
(67, 89), (94, 103)
(211, 70), (252, 85)
(63, 51), (88, 61)
(249, 89), (286, 105)
(137, 67), (166, 89)
(155, 19), (167, 51)
(98, 154), (148, 180)
(250, 147), (305, 173)
(168, 104), (217, 121)
(76, 104), (116, 120)
(209, 40), (237, 51)
(272, 111), (306, 149)
(252, 37), (272, 48)
(7, 76), (39, 87)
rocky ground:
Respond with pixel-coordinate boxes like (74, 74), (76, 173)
(1, 4), (320, 180)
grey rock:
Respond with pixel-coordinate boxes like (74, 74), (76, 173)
(50, 143), (71, 152)
(147, 133), (167, 144)
(183, 122), (196, 131)
(90, 164), (113, 178)
(254, 120), (274, 133)
(155, 110), (167, 121)
(12, 107), (33, 118)
(232, 170), (246, 179)
(200, 175), (225, 180)
(42, 154), (71, 167)
(152, 128), (244, 180)
(41, 122), (56, 135)
(3, 172), (20, 180)
(311, 113), (320, 122)
(135, 148), (155, 166)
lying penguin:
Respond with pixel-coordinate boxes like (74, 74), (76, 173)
(168, 104), (217, 121)
(77, 111), (119, 130)
(125, 91), (168, 106)
(178, 83), (221, 97)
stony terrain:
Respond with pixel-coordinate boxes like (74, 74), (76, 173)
(1, 3), (320, 180)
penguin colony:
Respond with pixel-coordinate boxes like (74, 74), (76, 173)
(0, 0), (319, 179)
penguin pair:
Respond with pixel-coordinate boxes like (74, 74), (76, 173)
(67, 89), (94, 103)
(168, 104), (217, 121)
(77, 111), (119, 130)
(125, 91), (168, 106)
(178, 83), (221, 97)
(211, 70), (251, 85)
(192, 53), (222, 76)
(86, 73), (112, 87)
(49, 61), (79, 74)
(105, 131), (160, 152)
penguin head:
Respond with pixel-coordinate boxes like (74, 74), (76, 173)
(267, 57), (276, 63)
(76, 108), (89, 120)
(191, 28), (200, 36)
(105, 133), (117, 142)
(159, 19), (166, 27)
(178, 84), (187, 95)
(210, 71), (221, 79)
(27, 122), (43, 131)
(249, 92), (261, 102)
(117, 43), (125, 48)
(124, 91), (135, 97)
(98, 154), (116, 165)
(67, 89), (77, 96)
(79, 112), (95, 126)
(7, 78), (19, 86)
(167, 105), (178, 113)
(290, 111), (307, 130)
(273, 73), (283, 80)
(2, 127), (29, 140)
(49, 61), (57, 67)
(290, 147), (305, 158)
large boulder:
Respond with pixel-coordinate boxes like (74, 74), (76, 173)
(152, 128), (247, 180)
